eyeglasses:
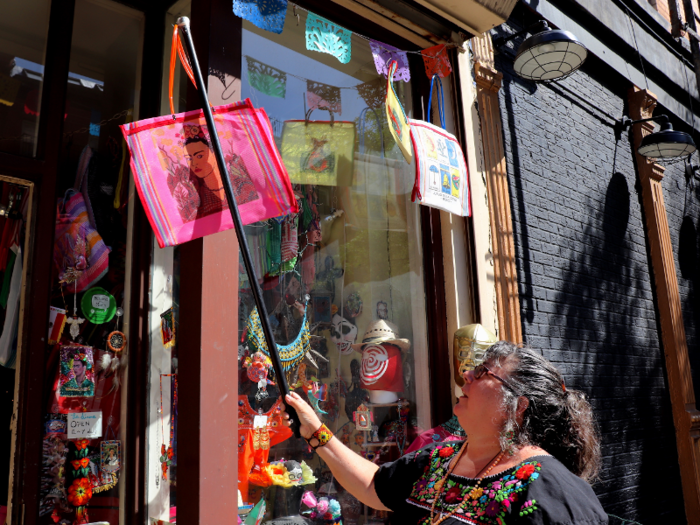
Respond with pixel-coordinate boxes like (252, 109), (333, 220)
(473, 364), (520, 395)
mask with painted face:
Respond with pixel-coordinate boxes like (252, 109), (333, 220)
(330, 314), (357, 355)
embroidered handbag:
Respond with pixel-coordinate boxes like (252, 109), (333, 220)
(53, 146), (110, 292)
(280, 108), (355, 187)
(409, 75), (471, 217)
(120, 26), (298, 248)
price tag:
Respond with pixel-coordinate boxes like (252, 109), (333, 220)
(92, 295), (110, 310)
(253, 415), (268, 429)
(67, 411), (103, 439)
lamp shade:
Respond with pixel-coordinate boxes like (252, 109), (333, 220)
(637, 126), (696, 159)
(513, 28), (587, 82)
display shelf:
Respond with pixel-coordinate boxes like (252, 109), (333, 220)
(365, 402), (400, 408)
(361, 442), (397, 448)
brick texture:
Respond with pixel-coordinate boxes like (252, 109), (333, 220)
(493, 19), (688, 522)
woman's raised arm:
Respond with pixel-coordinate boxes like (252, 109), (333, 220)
(283, 392), (390, 511)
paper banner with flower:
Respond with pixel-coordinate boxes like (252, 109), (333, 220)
(306, 80), (342, 115)
(233, 0), (288, 34)
(305, 13), (352, 64)
(422, 44), (452, 78)
(246, 56), (287, 98)
(369, 40), (410, 82)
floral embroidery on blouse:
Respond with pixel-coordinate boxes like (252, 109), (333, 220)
(408, 442), (543, 524)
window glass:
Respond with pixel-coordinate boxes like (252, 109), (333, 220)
(39, 1), (144, 524)
(0, 0), (50, 157)
(145, 2), (190, 524)
(238, 7), (430, 525)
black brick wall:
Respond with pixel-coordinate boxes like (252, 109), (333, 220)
(493, 18), (687, 523)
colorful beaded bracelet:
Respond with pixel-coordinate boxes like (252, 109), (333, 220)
(306, 423), (333, 450)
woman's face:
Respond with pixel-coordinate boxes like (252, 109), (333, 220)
(453, 359), (512, 436)
(185, 141), (215, 178)
(73, 360), (86, 381)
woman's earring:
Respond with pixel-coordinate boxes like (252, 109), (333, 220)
(501, 430), (516, 456)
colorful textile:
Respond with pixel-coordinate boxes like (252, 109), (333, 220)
(305, 13), (352, 64)
(373, 441), (608, 525)
(280, 216), (299, 263)
(233, 0), (288, 34)
(121, 99), (298, 248)
(370, 40), (410, 82)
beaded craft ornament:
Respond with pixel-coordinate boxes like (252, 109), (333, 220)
(246, 306), (310, 383)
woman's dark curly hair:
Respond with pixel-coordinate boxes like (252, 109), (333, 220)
(484, 341), (601, 482)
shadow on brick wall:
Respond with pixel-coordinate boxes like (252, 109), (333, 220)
(547, 171), (684, 521)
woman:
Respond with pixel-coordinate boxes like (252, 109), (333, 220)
(283, 341), (608, 524)
(182, 125), (258, 219)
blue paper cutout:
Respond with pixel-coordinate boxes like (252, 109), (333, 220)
(305, 13), (352, 64)
(233, 0), (287, 34)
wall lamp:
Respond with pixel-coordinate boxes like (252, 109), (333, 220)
(617, 115), (697, 159)
(493, 21), (588, 82)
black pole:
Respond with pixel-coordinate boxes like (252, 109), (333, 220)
(176, 16), (300, 436)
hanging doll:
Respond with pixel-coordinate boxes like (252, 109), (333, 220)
(244, 351), (275, 401)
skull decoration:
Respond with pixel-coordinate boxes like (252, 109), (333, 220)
(284, 460), (303, 483)
(330, 314), (357, 355)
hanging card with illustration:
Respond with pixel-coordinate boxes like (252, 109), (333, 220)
(409, 76), (471, 216)
(58, 345), (95, 398)
(121, 99), (298, 248)
(385, 61), (412, 164)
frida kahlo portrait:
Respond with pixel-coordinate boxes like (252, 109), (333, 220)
(161, 123), (259, 223)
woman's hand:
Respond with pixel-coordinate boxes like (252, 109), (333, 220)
(282, 391), (322, 439)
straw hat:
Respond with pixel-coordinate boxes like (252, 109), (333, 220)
(351, 320), (411, 351)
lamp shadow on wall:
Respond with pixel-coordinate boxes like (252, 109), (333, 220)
(548, 170), (684, 521)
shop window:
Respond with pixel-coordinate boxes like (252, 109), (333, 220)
(237, 6), (430, 524)
(0, 0), (51, 157)
(37, 1), (144, 524)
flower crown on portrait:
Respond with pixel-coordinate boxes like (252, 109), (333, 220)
(177, 124), (210, 147)
(72, 352), (91, 369)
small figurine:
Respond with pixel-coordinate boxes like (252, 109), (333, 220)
(353, 404), (373, 431)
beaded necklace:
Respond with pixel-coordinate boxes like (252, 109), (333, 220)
(429, 443), (505, 525)
(246, 306), (310, 383)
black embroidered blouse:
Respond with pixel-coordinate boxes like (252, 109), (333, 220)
(373, 441), (608, 525)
